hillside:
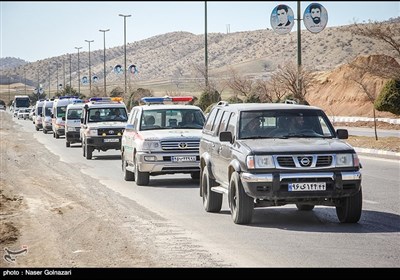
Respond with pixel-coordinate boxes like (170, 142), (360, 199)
(0, 21), (399, 118)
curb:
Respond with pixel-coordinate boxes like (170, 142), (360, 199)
(354, 147), (400, 159)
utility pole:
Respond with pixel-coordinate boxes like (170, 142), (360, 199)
(204, 1), (209, 92)
(75, 46), (82, 95)
(99, 29), (110, 95)
(48, 65), (51, 98)
(69, 54), (72, 92)
(85, 39), (94, 96)
(119, 14), (131, 97)
(63, 57), (66, 92)
(56, 61), (59, 96)
(297, 1), (302, 97)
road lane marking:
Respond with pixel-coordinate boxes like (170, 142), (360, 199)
(363, 199), (378, 204)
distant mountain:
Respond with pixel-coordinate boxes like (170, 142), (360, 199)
(0, 57), (28, 71)
(0, 20), (399, 95)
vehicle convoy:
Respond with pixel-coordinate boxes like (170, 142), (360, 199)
(199, 102), (362, 225)
(121, 96), (205, 186)
(80, 97), (128, 159)
(51, 96), (81, 139)
(65, 101), (84, 147)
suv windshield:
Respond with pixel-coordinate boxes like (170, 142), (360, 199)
(239, 110), (335, 139)
(140, 109), (204, 130)
(140, 109), (205, 130)
(88, 108), (128, 122)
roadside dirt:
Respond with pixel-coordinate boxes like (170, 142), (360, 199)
(0, 112), (228, 268)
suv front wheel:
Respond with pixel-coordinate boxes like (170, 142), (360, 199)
(336, 188), (362, 223)
(229, 172), (254, 224)
(134, 155), (149, 186)
(201, 166), (222, 212)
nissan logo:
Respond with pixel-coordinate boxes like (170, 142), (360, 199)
(300, 157), (311, 166)
(108, 130), (115, 134)
(178, 142), (188, 149)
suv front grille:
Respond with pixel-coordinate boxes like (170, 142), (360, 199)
(276, 155), (334, 169)
(97, 128), (124, 136)
(161, 140), (200, 151)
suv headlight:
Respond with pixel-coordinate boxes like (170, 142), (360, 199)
(247, 155), (275, 169)
(336, 153), (355, 167)
(87, 129), (98, 136)
(142, 140), (161, 151)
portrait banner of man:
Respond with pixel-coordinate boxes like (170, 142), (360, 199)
(81, 76), (89, 85)
(270, 4), (294, 35)
(128, 64), (138, 75)
(303, 3), (328, 33)
(114, 64), (123, 75)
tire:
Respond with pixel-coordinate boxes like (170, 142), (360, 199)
(43, 129), (47, 134)
(66, 141), (70, 148)
(55, 132), (59, 139)
(85, 144), (93, 160)
(336, 188), (362, 223)
(191, 172), (200, 180)
(296, 204), (315, 211)
(201, 167), (222, 212)
(35, 126), (39, 131)
(228, 172), (254, 224)
(122, 156), (135, 181)
(53, 132), (56, 138)
(134, 156), (149, 186)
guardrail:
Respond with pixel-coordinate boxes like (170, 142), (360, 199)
(329, 116), (400, 125)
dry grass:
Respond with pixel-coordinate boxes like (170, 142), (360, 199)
(347, 136), (400, 153)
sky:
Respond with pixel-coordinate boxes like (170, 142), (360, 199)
(1, 1), (399, 62)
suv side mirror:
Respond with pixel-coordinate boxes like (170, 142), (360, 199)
(219, 131), (233, 143)
(336, 129), (348, 139)
(51, 113), (54, 118)
(80, 118), (84, 124)
(62, 116), (66, 121)
(125, 124), (134, 131)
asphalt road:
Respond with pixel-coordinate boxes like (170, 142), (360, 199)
(16, 117), (400, 267)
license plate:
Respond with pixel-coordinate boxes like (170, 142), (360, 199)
(171, 156), (197, 162)
(288, 182), (326, 191)
(104, 138), (119, 143)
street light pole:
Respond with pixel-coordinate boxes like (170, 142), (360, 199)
(119, 14), (131, 97)
(75, 47), (82, 95)
(48, 64), (51, 98)
(204, 1), (209, 92)
(56, 61), (59, 96)
(99, 29), (110, 95)
(85, 39), (94, 96)
(69, 54), (72, 92)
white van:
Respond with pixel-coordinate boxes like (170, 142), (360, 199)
(34, 100), (45, 131)
(51, 96), (80, 139)
(42, 100), (54, 134)
(65, 101), (84, 147)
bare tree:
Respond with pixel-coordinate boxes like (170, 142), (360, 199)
(349, 20), (400, 58)
(254, 79), (273, 102)
(225, 67), (254, 98)
(190, 61), (226, 96)
(268, 62), (316, 103)
(345, 56), (388, 140)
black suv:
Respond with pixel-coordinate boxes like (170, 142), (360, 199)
(199, 102), (362, 224)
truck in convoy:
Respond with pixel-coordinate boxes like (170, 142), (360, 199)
(12, 95), (30, 117)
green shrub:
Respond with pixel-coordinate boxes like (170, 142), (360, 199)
(375, 79), (400, 115)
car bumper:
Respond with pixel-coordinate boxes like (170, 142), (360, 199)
(86, 136), (122, 150)
(240, 171), (362, 201)
(66, 131), (81, 143)
(136, 152), (200, 174)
